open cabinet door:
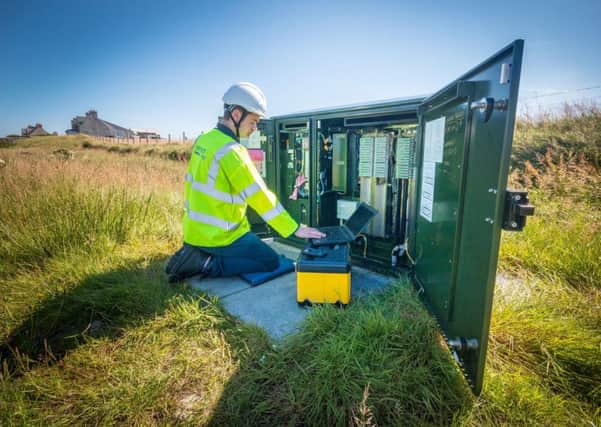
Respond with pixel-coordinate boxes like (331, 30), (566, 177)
(407, 40), (524, 393)
(248, 118), (276, 237)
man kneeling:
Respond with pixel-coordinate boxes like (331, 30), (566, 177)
(166, 82), (324, 283)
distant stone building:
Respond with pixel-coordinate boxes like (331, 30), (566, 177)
(66, 110), (134, 138)
(21, 123), (50, 137)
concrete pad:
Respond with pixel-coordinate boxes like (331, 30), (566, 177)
(187, 240), (397, 340)
(220, 271), (306, 340)
(269, 239), (301, 259)
(188, 274), (250, 298)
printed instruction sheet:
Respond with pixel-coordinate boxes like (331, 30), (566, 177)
(423, 117), (445, 163)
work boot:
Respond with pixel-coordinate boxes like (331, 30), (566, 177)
(165, 244), (213, 284)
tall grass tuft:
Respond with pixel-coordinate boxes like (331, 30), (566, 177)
(502, 140), (601, 289)
(0, 154), (180, 276)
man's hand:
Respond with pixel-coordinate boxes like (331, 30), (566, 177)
(294, 224), (326, 239)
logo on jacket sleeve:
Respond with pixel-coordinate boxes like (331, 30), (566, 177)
(194, 145), (207, 160)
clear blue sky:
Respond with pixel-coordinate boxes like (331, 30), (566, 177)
(1, 0), (600, 137)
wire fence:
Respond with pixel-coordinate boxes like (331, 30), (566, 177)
(517, 85), (601, 119)
(93, 133), (196, 145)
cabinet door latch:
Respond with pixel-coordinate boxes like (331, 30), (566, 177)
(502, 190), (535, 231)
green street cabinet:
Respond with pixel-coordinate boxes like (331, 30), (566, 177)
(248, 40), (533, 394)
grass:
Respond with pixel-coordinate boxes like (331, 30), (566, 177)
(1, 108), (601, 426)
(0, 248), (255, 425)
(209, 284), (471, 426)
(0, 149), (181, 279)
(513, 102), (601, 169)
(480, 273), (601, 422)
(472, 102), (601, 425)
(81, 138), (193, 161)
(0, 135), (89, 151)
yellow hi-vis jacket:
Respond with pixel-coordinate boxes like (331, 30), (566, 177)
(183, 128), (298, 247)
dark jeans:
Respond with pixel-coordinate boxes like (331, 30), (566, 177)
(196, 232), (280, 277)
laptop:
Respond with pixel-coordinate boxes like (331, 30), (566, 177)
(311, 202), (379, 246)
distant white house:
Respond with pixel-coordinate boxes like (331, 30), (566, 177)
(133, 129), (161, 139)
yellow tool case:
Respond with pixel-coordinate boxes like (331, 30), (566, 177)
(296, 244), (351, 306)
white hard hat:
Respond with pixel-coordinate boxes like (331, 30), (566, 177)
(222, 82), (267, 118)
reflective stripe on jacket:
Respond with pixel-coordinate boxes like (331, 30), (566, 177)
(183, 127), (298, 247)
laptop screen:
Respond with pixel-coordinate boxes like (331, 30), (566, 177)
(345, 203), (378, 235)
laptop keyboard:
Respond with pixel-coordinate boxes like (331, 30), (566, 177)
(318, 227), (348, 242)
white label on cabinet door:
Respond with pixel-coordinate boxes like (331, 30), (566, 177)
(420, 161), (436, 222)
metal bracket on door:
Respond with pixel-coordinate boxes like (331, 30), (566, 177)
(470, 97), (508, 123)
